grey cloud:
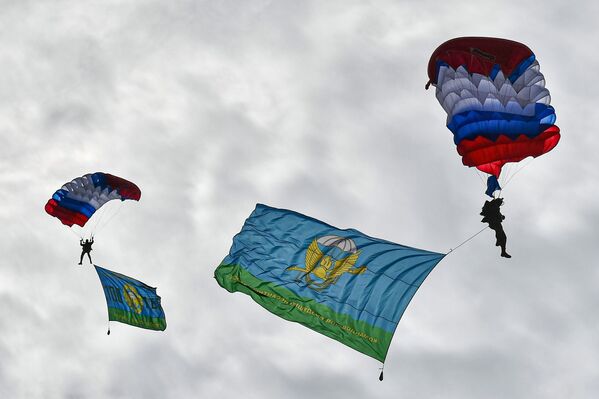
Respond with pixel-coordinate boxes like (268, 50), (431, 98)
(1, 0), (598, 398)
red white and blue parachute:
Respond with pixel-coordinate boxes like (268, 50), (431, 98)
(426, 37), (560, 190)
(45, 172), (141, 227)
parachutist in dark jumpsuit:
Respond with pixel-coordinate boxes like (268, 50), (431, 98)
(480, 198), (511, 258)
(79, 237), (94, 265)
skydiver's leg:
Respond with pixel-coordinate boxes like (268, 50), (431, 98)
(87, 252), (93, 264)
(79, 252), (84, 265)
(488, 222), (501, 246)
(496, 226), (510, 258)
(494, 228), (503, 247)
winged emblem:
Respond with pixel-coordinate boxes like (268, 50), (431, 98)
(286, 236), (367, 290)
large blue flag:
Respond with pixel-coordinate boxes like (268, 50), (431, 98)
(95, 265), (166, 332)
(214, 204), (445, 362)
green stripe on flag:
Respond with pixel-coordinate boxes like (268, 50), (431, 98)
(215, 263), (395, 362)
(107, 307), (167, 331)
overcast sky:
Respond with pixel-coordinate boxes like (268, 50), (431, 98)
(1, 1), (598, 398)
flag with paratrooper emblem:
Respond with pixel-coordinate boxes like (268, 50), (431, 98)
(95, 265), (167, 332)
(214, 204), (445, 362)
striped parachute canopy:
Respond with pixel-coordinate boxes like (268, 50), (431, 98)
(45, 172), (141, 227)
(427, 37), (560, 179)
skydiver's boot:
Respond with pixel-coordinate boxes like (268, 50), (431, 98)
(500, 247), (511, 258)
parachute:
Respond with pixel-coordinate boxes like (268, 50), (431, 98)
(45, 172), (141, 229)
(426, 37), (560, 192)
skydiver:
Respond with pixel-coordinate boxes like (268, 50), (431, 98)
(78, 237), (94, 265)
(480, 198), (511, 258)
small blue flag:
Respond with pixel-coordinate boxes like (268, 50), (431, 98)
(95, 265), (166, 331)
(486, 175), (501, 197)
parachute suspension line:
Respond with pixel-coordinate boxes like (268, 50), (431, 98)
(89, 210), (106, 238)
(97, 201), (125, 234)
(496, 163), (511, 198)
(500, 163), (513, 188)
(502, 158), (534, 189)
(92, 201), (125, 237)
(447, 226), (489, 255)
(67, 227), (83, 240)
(88, 203), (109, 238)
(475, 169), (486, 186)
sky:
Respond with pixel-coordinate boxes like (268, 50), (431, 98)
(1, 0), (598, 397)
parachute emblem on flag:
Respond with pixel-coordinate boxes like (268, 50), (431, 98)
(123, 283), (143, 314)
(286, 235), (367, 291)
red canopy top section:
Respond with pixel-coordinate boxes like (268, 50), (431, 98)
(427, 37), (534, 84)
(104, 173), (142, 201)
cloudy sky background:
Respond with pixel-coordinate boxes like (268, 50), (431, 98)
(1, 1), (598, 397)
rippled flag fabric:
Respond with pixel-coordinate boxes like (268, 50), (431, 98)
(95, 265), (167, 331)
(214, 204), (445, 362)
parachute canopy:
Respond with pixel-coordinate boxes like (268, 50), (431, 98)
(427, 37), (560, 178)
(45, 172), (141, 227)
